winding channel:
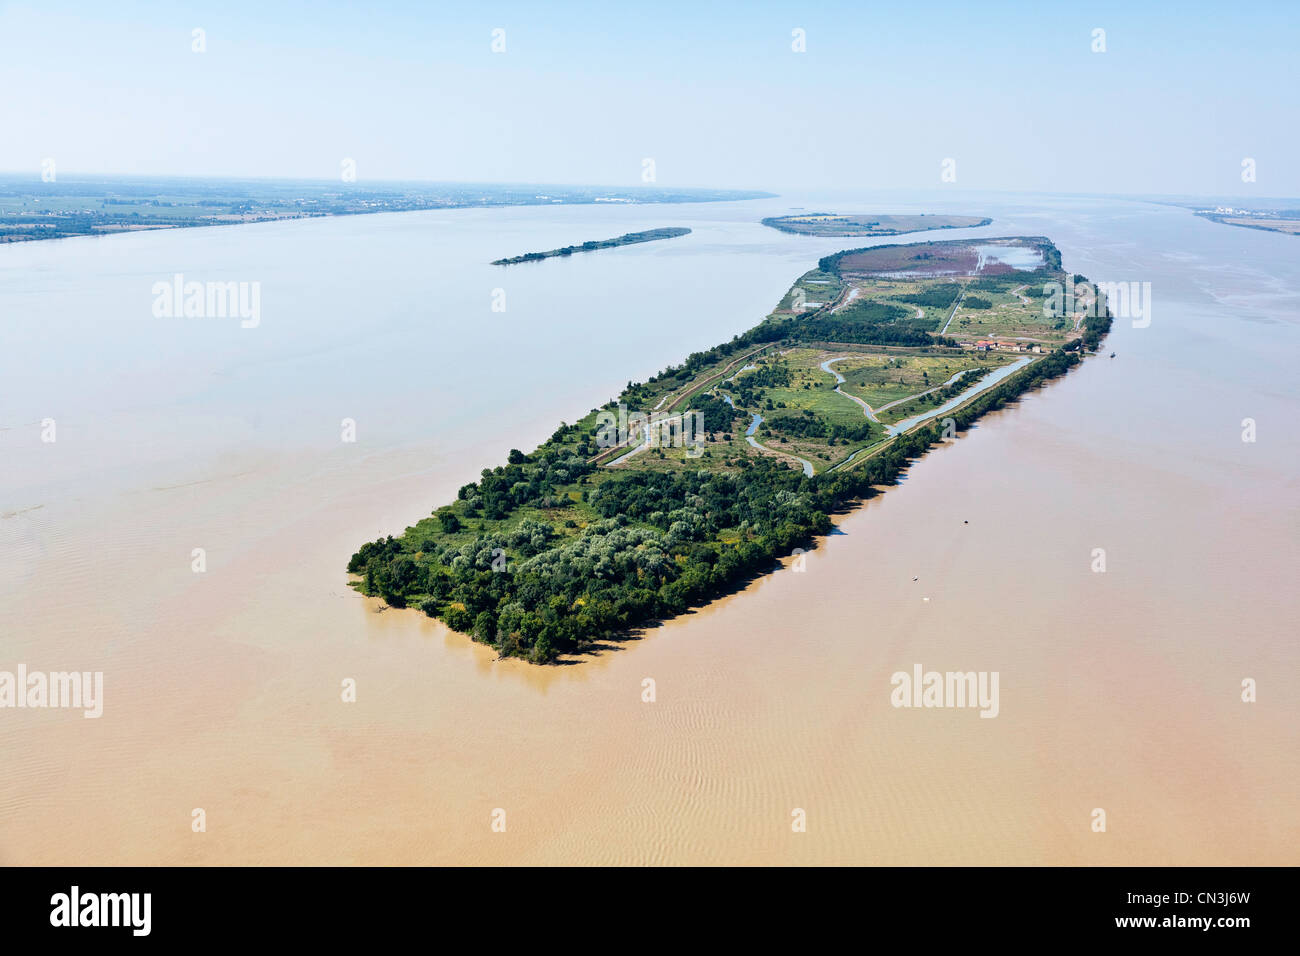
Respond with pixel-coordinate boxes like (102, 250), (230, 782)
(609, 352), (1035, 479)
(720, 391), (814, 478)
(827, 355), (1036, 471)
(885, 356), (1032, 435)
(820, 356), (880, 422)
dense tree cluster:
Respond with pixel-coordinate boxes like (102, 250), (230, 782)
(351, 458), (838, 662)
(348, 346), (1085, 662)
(454, 451), (594, 520)
(730, 361), (792, 406)
(764, 411), (874, 442)
(794, 309), (954, 347)
(691, 393), (739, 433)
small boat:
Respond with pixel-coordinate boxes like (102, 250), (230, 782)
(1109, 352), (1116, 358)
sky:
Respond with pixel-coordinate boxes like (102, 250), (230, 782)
(1, 0), (1297, 198)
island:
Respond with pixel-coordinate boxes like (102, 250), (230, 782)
(0, 177), (769, 244)
(1193, 206), (1300, 237)
(491, 227), (691, 265)
(348, 235), (1112, 663)
(761, 213), (991, 237)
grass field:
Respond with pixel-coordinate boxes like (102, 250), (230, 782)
(834, 351), (1014, 407)
(945, 287), (1069, 342)
(585, 237), (1072, 483)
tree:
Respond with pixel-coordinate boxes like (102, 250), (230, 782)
(532, 633), (555, 663)
(472, 610), (496, 642)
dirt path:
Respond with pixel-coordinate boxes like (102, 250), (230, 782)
(829, 284), (861, 313)
(939, 291), (966, 335)
(873, 368), (971, 415)
(820, 357), (880, 423)
(745, 433), (815, 476)
(594, 344), (772, 464)
(819, 354), (990, 426)
(996, 285), (1031, 310)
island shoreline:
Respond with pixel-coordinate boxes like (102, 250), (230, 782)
(349, 233), (1113, 664)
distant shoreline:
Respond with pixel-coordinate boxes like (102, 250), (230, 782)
(491, 227), (691, 265)
(0, 178), (769, 245)
(1193, 210), (1300, 237)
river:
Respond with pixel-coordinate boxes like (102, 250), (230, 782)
(1, 191), (1296, 865)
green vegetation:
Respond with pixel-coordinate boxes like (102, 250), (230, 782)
(762, 213), (991, 237)
(491, 227), (691, 265)
(793, 301), (952, 347)
(349, 236), (1111, 662)
(877, 367), (991, 425)
(835, 352), (1012, 408)
(0, 178), (769, 244)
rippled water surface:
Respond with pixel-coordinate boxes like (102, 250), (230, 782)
(1, 193), (1296, 864)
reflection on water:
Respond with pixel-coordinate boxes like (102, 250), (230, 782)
(0, 194), (1297, 865)
(975, 243), (1044, 271)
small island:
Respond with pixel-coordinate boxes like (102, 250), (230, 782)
(1193, 206), (1300, 237)
(350, 235), (1111, 663)
(761, 213), (991, 237)
(492, 227), (691, 265)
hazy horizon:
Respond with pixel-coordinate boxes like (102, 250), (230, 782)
(4, 0), (1298, 197)
(1, 171), (1294, 206)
